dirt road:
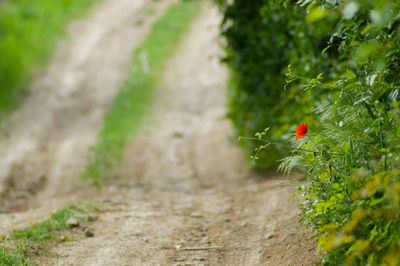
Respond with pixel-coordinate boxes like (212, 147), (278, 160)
(52, 4), (316, 265)
(0, 1), (317, 265)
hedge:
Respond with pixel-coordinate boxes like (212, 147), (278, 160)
(218, 0), (400, 264)
(218, 0), (337, 170)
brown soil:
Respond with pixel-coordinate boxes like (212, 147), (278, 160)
(0, 1), (318, 265)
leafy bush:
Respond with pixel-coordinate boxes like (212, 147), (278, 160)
(217, 0), (336, 169)
(285, 1), (400, 264)
(218, 0), (400, 264)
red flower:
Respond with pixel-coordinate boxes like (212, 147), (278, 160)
(296, 123), (308, 139)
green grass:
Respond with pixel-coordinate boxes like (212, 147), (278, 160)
(10, 203), (98, 241)
(0, 243), (35, 266)
(0, 203), (99, 264)
(0, 0), (98, 121)
(10, 209), (76, 241)
(83, 0), (203, 182)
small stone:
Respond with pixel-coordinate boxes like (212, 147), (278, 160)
(241, 221), (249, 227)
(200, 236), (209, 244)
(279, 233), (288, 242)
(82, 227), (94, 237)
(190, 213), (202, 218)
(264, 232), (275, 239)
(66, 217), (79, 228)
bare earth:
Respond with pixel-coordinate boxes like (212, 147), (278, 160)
(0, 1), (317, 265)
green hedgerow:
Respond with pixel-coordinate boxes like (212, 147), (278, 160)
(281, 0), (400, 264)
(219, 0), (400, 264)
(217, 0), (337, 170)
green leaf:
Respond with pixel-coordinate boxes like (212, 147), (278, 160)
(370, 196), (385, 206)
(306, 6), (328, 24)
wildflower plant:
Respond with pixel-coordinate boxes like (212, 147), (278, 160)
(220, 0), (400, 264)
(280, 1), (400, 264)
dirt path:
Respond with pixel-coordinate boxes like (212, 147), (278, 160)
(50, 4), (317, 265)
(0, 0), (171, 213)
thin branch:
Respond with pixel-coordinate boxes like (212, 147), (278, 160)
(179, 246), (224, 251)
(243, 137), (343, 156)
(243, 137), (314, 153)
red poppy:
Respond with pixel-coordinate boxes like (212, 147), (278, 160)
(296, 123), (308, 139)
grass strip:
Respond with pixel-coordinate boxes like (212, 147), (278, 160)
(10, 203), (98, 241)
(83, 0), (203, 182)
(10, 208), (76, 241)
(0, 0), (98, 120)
(0, 203), (99, 264)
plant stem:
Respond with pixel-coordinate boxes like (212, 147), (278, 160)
(243, 137), (342, 156)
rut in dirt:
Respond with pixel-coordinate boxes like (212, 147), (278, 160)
(0, 0), (170, 213)
(51, 4), (317, 266)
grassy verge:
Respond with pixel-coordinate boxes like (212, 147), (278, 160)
(0, 244), (35, 266)
(83, 0), (203, 182)
(0, 203), (99, 264)
(10, 203), (98, 241)
(0, 0), (98, 121)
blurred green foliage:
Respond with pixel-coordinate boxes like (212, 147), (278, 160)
(0, 0), (96, 120)
(217, 0), (336, 170)
(218, 0), (400, 264)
